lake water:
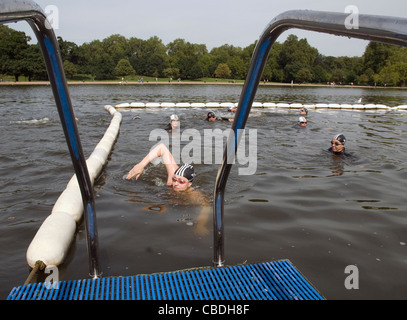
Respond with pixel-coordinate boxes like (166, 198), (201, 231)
(1, 83), (407, 299)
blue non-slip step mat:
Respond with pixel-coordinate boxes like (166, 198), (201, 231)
(7, 259), (323, 300)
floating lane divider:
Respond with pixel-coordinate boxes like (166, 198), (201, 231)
(26, 105), (122, 272)
(115, 102), (407, 110)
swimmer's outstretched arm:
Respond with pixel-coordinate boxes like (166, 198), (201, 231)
(189, 190), (210, 236)
(126, 143), (179, 184)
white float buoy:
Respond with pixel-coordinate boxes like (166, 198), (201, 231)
(130, 102), (145, 108)
(145, 102), (161, 108)
(161, 102), (176, 108)
(26, 105), (122, 269)
(205, 102), (221, 108)
(115, 102), (130, 108)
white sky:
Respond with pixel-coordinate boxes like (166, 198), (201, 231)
(7, 0), (407, 57)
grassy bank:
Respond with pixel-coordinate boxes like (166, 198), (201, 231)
(1, 74), (406, 89)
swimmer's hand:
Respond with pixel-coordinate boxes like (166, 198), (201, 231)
(126, 163), (144, 180)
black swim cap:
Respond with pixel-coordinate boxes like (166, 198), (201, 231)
(332, 133), (346, 144)
(174, 164), (196, 182)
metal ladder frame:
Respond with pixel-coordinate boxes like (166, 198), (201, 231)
(2, 1), (407, 274)
(213, 10), (407, 266)
(0, 0), (101, 278)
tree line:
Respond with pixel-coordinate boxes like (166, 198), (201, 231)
(1, 24), (407, 86)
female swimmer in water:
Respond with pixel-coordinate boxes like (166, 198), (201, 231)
(126, 143), (210, 235)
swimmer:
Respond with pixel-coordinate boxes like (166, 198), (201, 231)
(126, 143), (192, 189)
(298, 116), (307, 127)
(228, 105), (237, 113)
(164, 114), (179, 133)
(299, 107), (308, 116)
(205, 111), (233, 122)
(329, 134), (347, 155)
(206, 111), (217, 122)
(126, 143), (210, 235)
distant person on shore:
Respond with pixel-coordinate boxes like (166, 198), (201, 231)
(164, 114), (179, 133)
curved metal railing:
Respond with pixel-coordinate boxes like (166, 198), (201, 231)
(213, 10), (407, 266)
(0, 0), (101, 278)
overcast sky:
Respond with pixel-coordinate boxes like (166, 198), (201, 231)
(8, 0), (407, 57)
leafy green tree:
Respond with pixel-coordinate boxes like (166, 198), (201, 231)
(227, 56), (246, 79)
(63, 60), (78, 79)
(312, 65), (329, 83)
(197, 53), (214, 78)
(76, 40), (103, 79)
(279, 35), (318, 82)
(209, 44), (246, 79)
(295, 67), (313, 83)
(358, 73), (370, 85)
(163, 67), (180, 79)
(214, 63), (231, 79)
(263, 42), (282, 82)
(102, 34), (130, 65)
(129, 36), (169, 77)
(395, 62), (407, 86)
(378, 65), (399, 86)
(114, 58), (135, 78)
(3, 23), (407, 87)
(167, 39), (207, 79)
(241, 41), (256, 73)
(331, 68), (346, 83)
(363, 42), (394, 74)
(0, 25), (30, 81)
(58, 36), (79, 64)
(95, 53), (116, 80)
(23, 44), (47, 80)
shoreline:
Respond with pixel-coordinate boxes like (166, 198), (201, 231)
(0, 80), (405, 90)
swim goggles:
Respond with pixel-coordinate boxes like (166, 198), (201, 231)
(172, 176), (188, 184)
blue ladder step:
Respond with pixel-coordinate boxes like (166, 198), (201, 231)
(7, 260), (323, 300)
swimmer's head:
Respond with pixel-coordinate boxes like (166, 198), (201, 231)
(172, 164), (195, 192)
(206, 112), (216, 121)
(300, 107), (308, 115)
(170, 114), (179, 129)
(331, 133), (346, 153)
(298, 116), (307, 126)
(174, 163), (195, 182)
(332, 133), (346, 145)
(228, 105), (237, 112)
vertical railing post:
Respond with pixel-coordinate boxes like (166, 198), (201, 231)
(0, 0), (102, 278)
(213, 10), (407, 267)
(28, 14), (102, 279)
(213, 36), (274, 267)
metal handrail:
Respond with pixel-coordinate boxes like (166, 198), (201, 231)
(0, 0), (101, 278)
(213, 10), (407, 267)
